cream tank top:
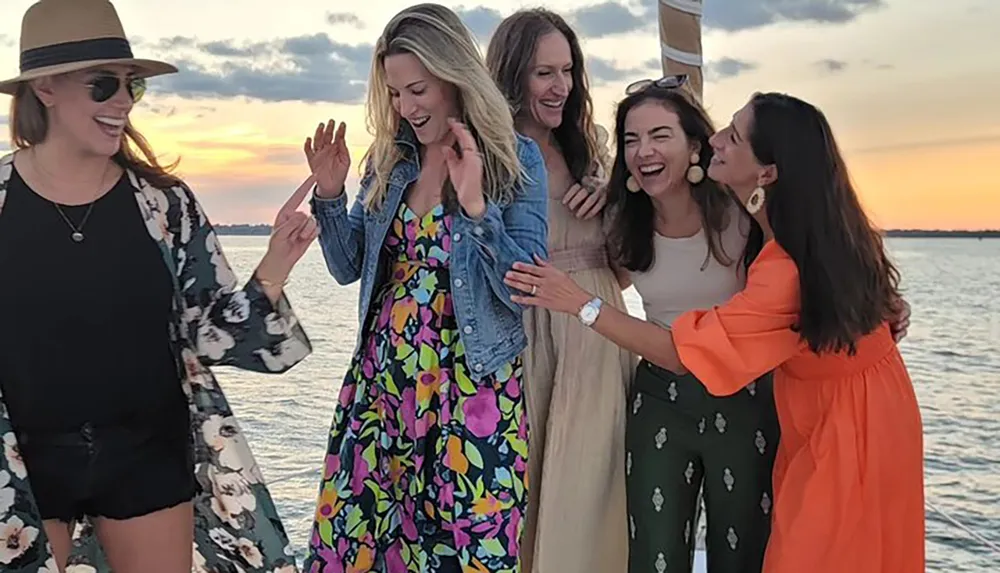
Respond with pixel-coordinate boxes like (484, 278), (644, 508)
(629, 205), (751, 327)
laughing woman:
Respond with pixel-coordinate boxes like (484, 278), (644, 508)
(302, 4), (547, 572)
(0, 1), (315, 572)
(505, 92), (924, 573)
(486, 10), (632, 573)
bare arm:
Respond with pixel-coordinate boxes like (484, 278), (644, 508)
(505, 257), (682, 371)
(588, 301), (683, 371)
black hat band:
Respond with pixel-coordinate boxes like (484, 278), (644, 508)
(20, 37), (134, 72)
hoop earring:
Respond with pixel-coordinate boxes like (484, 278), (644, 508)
(686, 152), (704, 184)
(746, 186), (765, 214)
(626, 176), (641, 193)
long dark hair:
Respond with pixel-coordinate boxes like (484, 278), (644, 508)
(10, 82), (180, 189)
(485, 8), (600, 181)
(748, 92), (901, 354)
(606, 87), (755, 272)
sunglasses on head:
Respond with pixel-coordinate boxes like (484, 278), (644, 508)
(624, 74), (688, 95)
(85, 75), (146, 103)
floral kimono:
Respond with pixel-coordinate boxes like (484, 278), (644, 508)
(0, 153), (311, 572)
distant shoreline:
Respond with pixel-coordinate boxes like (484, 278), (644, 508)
(212, 224), (1000, 238)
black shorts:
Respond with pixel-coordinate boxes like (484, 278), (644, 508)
(18, 417), (197, 522)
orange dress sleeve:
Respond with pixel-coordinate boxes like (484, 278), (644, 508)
(671, 241), (805, 396)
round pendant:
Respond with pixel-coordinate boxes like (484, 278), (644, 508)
(71, 231), (84, 242)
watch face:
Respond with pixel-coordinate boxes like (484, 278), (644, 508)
(580, 305), (598, 322)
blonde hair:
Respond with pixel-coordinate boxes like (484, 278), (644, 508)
(362, 3), (523, 210)
(8, 80), (179, 188)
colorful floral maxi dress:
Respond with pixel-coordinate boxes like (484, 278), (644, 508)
(304, 203), (528, 573)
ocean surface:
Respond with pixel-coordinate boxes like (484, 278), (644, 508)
(215, 235), (1000, 571)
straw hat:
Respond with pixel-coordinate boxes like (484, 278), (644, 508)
(0, 0), (177, 95)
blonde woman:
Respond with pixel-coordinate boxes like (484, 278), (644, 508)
(302, 4), (548, 572)
(486, 9), (632, 573)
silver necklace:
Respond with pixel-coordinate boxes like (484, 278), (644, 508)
(52, 202), (95, 242)
(31, 149), (110, 243)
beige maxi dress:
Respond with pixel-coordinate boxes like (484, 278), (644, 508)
(520, 152), (635, 572)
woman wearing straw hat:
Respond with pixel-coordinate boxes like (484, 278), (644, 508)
(0, 1), (317, 572)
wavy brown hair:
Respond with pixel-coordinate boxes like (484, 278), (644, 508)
(747, 92), (901, 354)
(9, 81), (179, 189)
(606, 86), (757, 273)
(485, 8), (603, 180)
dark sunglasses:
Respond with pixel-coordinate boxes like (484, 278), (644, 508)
(625, 74), (688, 95)
(85, 75), (146, 103)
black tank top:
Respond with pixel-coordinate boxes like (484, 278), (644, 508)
(0, 167), (187, 432)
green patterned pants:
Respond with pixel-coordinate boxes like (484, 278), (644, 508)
(626, 360), (779, 573)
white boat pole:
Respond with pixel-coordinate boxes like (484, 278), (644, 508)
(658, 0), (704, 99)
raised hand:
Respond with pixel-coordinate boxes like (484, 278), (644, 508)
(255, 174), (321, 293)
(304, 120), (350, 198)
(563, 175), (607, 220)
(443, 118), (486, 219)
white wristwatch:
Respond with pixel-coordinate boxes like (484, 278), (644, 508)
(578, 297), (603, 327)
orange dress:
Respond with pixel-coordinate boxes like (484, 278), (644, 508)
(671, 240), (925, 573)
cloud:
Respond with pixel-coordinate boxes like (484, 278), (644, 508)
(327, 12), (364, 27)
(135, 101), (176, 117)
(815, 59), (848, 73)
(705, 58), (758, 80)
(635, 0), (884, 32)
(133, 3), (516, 105)
(638, 56), (757, 81)
(128, 3), (795, 105)
(447, 0), (886, 41)
(453, 6), (505, 40)
(0, 35), (13, 48)
(198, 40), (270, 58)
(586, 57), (651, 84)
(860, 58), (894, 70)
(142, 34), (373, 104)
(136, 101), (218, 119)
(568, 2), (645, 38)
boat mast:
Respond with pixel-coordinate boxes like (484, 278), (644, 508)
(658, 0), (704, 99)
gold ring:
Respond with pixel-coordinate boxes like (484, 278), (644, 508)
(530, 285), (537, 295)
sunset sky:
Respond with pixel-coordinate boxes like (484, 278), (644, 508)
(1, 0), (997, 229)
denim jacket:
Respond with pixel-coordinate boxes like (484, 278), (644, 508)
(310, 127), (548, 380)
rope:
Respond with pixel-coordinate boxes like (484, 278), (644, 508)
(926, 501), (1000, 556)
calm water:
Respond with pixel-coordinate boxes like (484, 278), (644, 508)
(216, 236), (1000, 571)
